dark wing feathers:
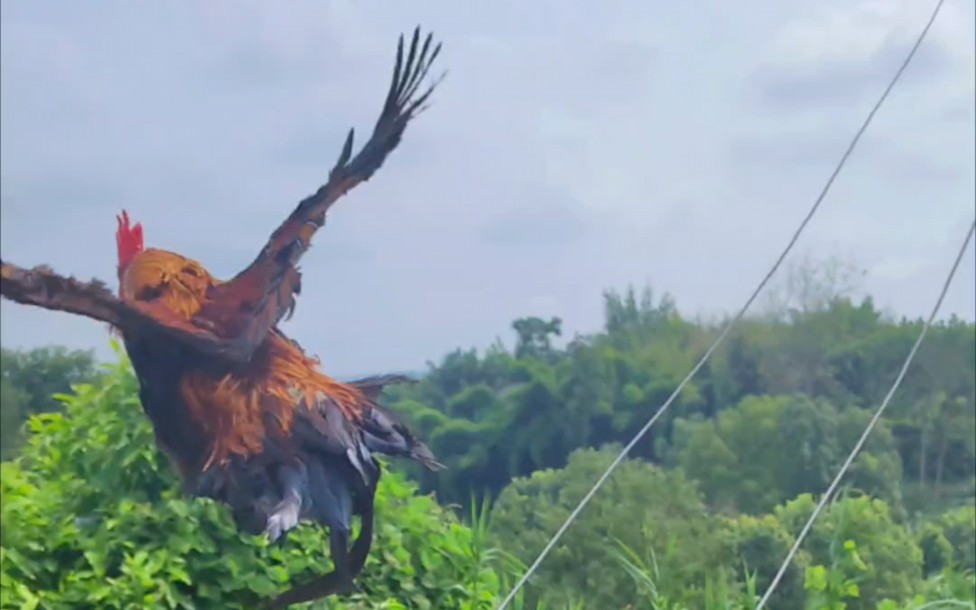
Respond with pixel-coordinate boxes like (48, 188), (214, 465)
(194, 27), (444, 362)
(360, 401), (445, 472)
(292, 382), (442, 475)
(0, 260), (252, 362)
(263, 476), (378, 610)
(346, 374), (444, 470)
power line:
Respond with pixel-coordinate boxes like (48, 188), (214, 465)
(495, 0), (949, 606)
(754, 218), (976, 610)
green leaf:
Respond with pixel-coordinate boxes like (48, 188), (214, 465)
(805, 565), (829, 592)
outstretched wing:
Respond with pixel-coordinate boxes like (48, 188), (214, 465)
(0, 260), (251, 361)
(194, 27), (444, 358)
(2, 27), (443, 366)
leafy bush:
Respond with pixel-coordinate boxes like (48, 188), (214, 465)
(730, 513), (807, 609)
(936, 505), (976, 572)
(804, 540), (976, 610)
(490, 446), (736, 609)
(775, 493), (923, 609)
(916, 520), (954, 576)
(0, 351), (514, 609)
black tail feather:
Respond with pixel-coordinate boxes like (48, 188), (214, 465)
(348, 373), (417, 401)
(263, 467), (380, 610)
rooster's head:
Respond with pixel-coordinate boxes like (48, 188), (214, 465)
(115, 210), (215, 319)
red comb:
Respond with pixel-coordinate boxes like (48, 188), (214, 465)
(116, 210), (144, 271)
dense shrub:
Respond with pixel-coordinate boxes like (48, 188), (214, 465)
(775, 494), (923, 609)
(0, 353), (512, 609)
(490, 446), (738, 609)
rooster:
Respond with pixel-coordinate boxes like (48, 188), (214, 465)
(0, 27), (445, 609)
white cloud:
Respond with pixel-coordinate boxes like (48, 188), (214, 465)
(770, 1), (940, 65)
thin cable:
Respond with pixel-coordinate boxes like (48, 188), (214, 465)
(754, 218), (976, 610)
(496, 0), (948, 606)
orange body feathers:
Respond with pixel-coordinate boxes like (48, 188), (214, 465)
(121, 248), (367, 469)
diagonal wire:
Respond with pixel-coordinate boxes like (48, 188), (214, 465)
(496, 0), (948, 606)
(754, 218), (976, 610)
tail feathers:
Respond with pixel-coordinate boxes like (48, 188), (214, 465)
(361, 429), (444, 471)
(262, 474), (379, 610)
(348, 373), (417, 401)
(320, 398), (375, 488)
(347, 372), (444, 470)
(304, 458), (356, 534)
(407, 438), (446, 472)
(361, 402), (446, 472)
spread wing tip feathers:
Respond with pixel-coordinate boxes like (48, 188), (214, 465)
(1, 260), (116, 321)
(332, 25), (445, 182)
(203, 27), (445, 362)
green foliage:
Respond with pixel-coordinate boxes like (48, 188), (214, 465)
(512, 317), (562, 361)
(0, 353), (521, 609)
(808, 551), (976, 610)
(612, 540), (759, 610)
(0, 346), (100, 458)
(896, 569), (976, 609)
(4, 262), (975, 610)
(371, 270), (972, 609)
(390, 279), (973, 514)
(488, 449), (974, 610)
(916, 520), (955, 576)
(668, 395), (903, 514)
(0, 346), (101, 415)
(932, 506), (976, 572)
(730, 513), (807, 609)
(775, 494), (923, 608)
(0, 376), (27, 460)
(803, 539), (868, 610)
(490, 446), (736, 609)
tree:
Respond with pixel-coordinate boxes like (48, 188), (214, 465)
(0, 376), (27, 459)
(762, 254), (866, 320)
(333, 275), (972, 571)
(1, 346), (100, 413)
(834, 408), (905, 515)
(724, 332), (764, 402)
(933, 395), (972, 495)
(670, 396), (801, 512)
(731, 514), (807, 609)
(511, 316), (562, 360)
(0, 346), (100, 458)
(669, 395), (904, 515)
(490, 446), (736, 609)
(935, 506), (976, 572)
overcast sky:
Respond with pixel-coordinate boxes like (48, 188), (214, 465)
(1, 0), (974, 376)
